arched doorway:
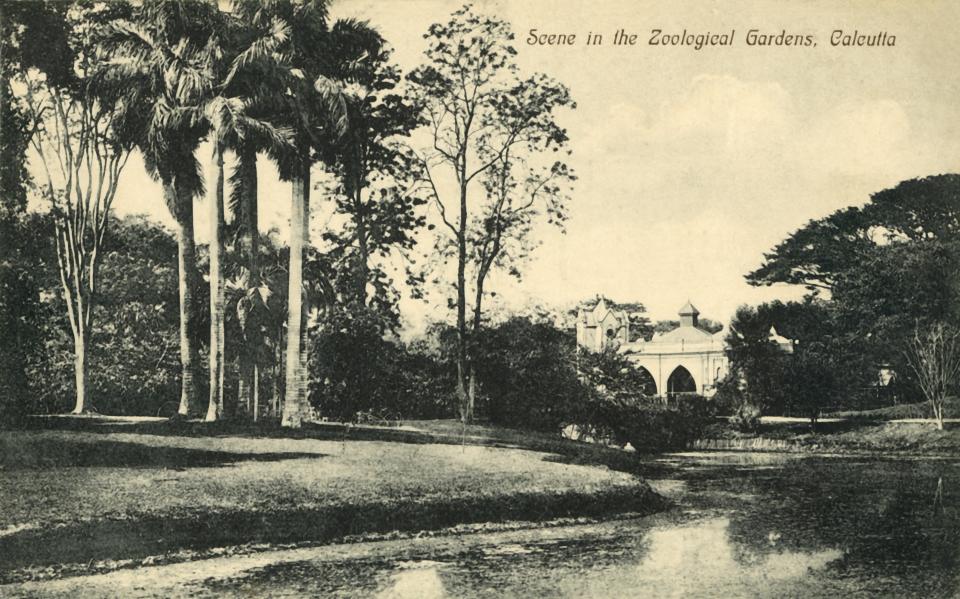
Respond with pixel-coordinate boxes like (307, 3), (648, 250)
(667, 365), (697, 396)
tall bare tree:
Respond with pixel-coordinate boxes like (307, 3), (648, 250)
(21, 4), (133, 413)
(905, 323), (960, 430)
(408, 5), (575, 421)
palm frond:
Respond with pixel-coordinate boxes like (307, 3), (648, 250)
(224, 15), (290, 89)
(313, 74), (350, 139)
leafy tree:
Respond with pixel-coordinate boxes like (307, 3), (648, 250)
(0, 2), (59, 422)
(577, 346), (657, 398)
(780, 345), (844, 429)
(85, 215), (180, 415)
(723, 304), (790, 414)
(307, 310), (453, 422)
(26, 215), (180, 416)
(746, 175), (960, 409)
(723, 300), (870, 417)
(747, 175), (960, 294)
(0, 219), (44, 423)
(746, 206), (872, 293)
(831, 239), (960, 393)
(320, 29), (425, 327)
(864, 175), (960, 241)
(409, 4), (575, 421)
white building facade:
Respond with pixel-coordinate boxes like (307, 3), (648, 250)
(576, 299), (792, 397)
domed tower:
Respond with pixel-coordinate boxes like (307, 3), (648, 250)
(678, 300), (700, 329)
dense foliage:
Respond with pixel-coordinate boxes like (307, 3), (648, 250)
(25, 216), (182, 416)
(307, 309), (453, 422)
(472, 318), (586, 431)
(732, 175), (960, 422)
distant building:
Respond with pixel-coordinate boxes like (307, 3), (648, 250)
(575, 297), (629, 352)
(576, 299), (793, 398)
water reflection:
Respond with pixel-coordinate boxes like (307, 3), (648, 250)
(933, 477), (944, 517)
(366, 514), (851, 597)
(593, 517), (843, 598)
(377, 561), (448, 599)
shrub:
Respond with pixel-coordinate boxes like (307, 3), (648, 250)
(730, 402), (762, 433)
(576, 392), (716, 452)
(308, 313), (455, 422)
(473, 318), (588, 432)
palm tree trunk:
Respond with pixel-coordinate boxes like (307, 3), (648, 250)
(217, 194), (226, 413)
(299, 322), (309, 417)
(237, 148), (259, 419)
(282, 164), (308, 428)
(252, 364), (259, 423)
(167, 182), (200, 417)
(299, 183), (311, 417)
(205, 146), (226, 422)
(273, 323), (283, 418)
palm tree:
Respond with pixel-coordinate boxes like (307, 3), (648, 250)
(191, 10), (293, 421)
(228, 0), (326, 428)
(228, 0), (381, 427)
(194, 99), (288, 420)
(101, 1), (222, 417)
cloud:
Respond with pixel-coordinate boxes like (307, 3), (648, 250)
(803, 98), (913, 178)
(649, 74), (794, 154)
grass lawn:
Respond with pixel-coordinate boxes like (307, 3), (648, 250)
(0, 417), (662, 582)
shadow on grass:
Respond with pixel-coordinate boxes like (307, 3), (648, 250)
(0, 485), (665, 580)
(20, 416), (651, 477)
(0, 436), (323, 471)
(23, 415), (444, 444)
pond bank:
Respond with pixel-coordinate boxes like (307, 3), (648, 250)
(0, 417), (665, 583)
(696, 420), (960, 456)
(6, 451), (958, 597)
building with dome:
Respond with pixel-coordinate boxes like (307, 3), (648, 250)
(576, 299), (793, 397)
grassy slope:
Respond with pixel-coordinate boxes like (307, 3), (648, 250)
(0, 418), (662, 581)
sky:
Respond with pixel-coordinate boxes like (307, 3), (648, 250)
(105, 0), (960, 332)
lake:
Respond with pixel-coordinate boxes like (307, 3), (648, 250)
(9, 451), (960, 597)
